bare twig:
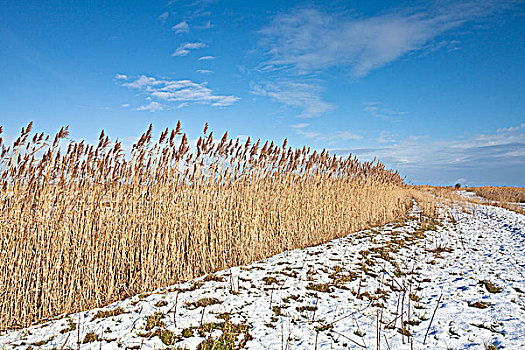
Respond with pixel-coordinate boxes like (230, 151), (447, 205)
(423, 293), (443, 345)
(331, 329), (367, 349)
(59, 333), (70, 350)
(200, 305), (206, 327)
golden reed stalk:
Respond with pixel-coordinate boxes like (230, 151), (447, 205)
(0, 122), (411, 329)
(469, 186), (525, 204)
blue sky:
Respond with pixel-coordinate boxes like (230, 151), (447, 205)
(1, 0), (524, 186)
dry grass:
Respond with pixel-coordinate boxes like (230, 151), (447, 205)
(92, 307), (125, 320)
(411, 185), (525, 216)
(467, 186), (525, 213)
(0, 121), (412, 329)
(407, 186), (446, 219)
(469, 186), (525, 204)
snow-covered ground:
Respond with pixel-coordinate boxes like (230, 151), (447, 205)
(1, 201), (524, 349)
(459, 190), (525, 212)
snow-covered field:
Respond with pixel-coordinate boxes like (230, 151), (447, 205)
(460, 190), (525, 212)
(1, 201), (524, 349)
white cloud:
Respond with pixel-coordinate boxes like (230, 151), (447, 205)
(172, 21), (190, 34)
(172, 42), (206, 56)
(123, 75), (162, 89)
(158, 11), (169, 22)
(115, 73), (128, 80)
(291, 123), (310, 129)
(250, 80), (332, 118)
(136, 101), (164, 112)
(291, 122), (362, 143)
(197, 69), (213, 74)
(121, 103), (131, 108)
(294, 128), (362, 144)
(200, 20), (213, 29)
(319, 131), (362, 141)
(120, 74), (239, 109)
(496, 122), (525, 133)
(259, 2), (513, 77)
(377, 131), (397, 143)
(198, 55), (216, 61)
(363, 102), (406, 121)
(295, 129), (320, 139)
(331, 122), (525, 185)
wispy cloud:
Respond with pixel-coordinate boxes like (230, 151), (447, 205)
(158, 11), (169, 22)
(497, 122), (525, 133)
(199, 20), (214, 29)
(295, 129), (320, 139)
(321, 130), (363, 141)
(295, 128), (363, 143)
(197, 69), (213, 74)
(172, 42), (206, 56)
(331, 122), (525, 185)
(291, 123), (362, 144)
(165, 0), (215, 31)
(136, 101), (164, 112)
(363, 102), (406, 121)
(259, 2), (515, 77)
(120, 74), (239, 109)
(115, 73), (128, 80)
(250, 80), (333, 118)
(198, 55), (216, 61)
(172, 21), (190, 34)
(291, 123), (310, 129)
(377, 131), (397, 144)
(318, 131), (363, 142)
(122, 75), (161, 89)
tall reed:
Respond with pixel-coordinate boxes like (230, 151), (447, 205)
(0, 122), (411, 329)
(468, 186), (525, 204)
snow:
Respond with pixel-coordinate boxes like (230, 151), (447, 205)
(1, 201), (524, 349)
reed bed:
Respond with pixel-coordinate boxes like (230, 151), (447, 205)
(466, 186), (525, 214)
(0, 122), (411, 329)
(468, 186), (525, 204)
